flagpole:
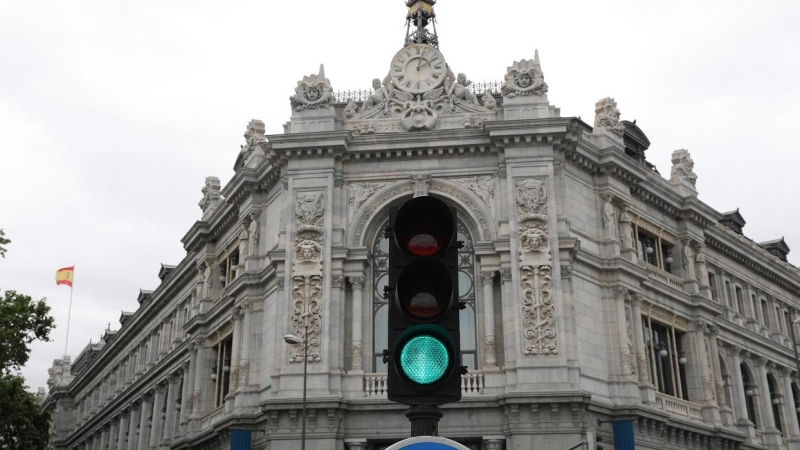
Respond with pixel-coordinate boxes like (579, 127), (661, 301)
(64, 264), (75, 358)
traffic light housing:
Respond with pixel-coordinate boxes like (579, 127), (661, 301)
(384, 196), (463, 406)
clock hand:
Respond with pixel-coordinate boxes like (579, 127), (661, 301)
(418, 59), (432, 70)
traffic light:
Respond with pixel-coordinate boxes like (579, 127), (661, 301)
(384, 196), (464, 406)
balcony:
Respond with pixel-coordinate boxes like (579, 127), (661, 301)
(637, 259), (684, 292)
(655, 392), (703, 421)
(363, 371), (486, 397)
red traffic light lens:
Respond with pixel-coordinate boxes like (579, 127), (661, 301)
(396, 257), (453, 320)
(395, 197), (454, 257)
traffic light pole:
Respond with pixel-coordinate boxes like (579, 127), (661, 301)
(406, 405), (443, 437)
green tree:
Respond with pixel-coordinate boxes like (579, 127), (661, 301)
(0, 230), (55, 450)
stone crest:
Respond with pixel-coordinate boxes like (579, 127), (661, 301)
(502, 54), (548, 98)
(290, 65), (334, 112)
(670, 149), (697, 187)
(198, 176), (221, 213)
(239, 119), (266, 167)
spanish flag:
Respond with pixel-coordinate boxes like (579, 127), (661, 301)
(55, 266), (75, 287)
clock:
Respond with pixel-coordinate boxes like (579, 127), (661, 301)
(390, 44), (447, 94)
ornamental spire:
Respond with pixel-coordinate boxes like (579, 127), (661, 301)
(404, 0), (438, 48)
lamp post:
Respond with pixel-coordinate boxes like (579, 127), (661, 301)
(284, 324), (308, 450)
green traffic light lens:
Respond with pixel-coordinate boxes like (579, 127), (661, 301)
(400, 335), (450, 385)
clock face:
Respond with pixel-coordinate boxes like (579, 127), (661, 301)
(390, 44), (447, 94)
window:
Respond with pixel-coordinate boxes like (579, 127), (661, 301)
(371, 216), (478, 372)
(708, 273), (718, 300)
(768, 375), (783, 434)
(742, 365), (759, 428)
(785, 310), (792, 337)
(211, 336), (234, 408)
(751, 294), (759, 322)
(776, 306), (784, 333)
(735, 286), (745, 317)
(761, 299), (770, 327)
(643, 319), (688, 400)
(218, 248), (240, 288)
(635, 229), (674, 272)
(725, 281), (733, 310)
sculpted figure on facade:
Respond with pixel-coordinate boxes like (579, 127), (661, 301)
(670, 149), (698, 187)
(602, 196), (618, 241)
(482, 90), (497, 111)
(593, 97), (625, 138)
(238, 222), (249, 259)
(201, 263), (213, 298)
(683, 241), (696, 280)
(619, 205), (634, 249)
(411, 174), (431, 198)
(290, 65), (334, 112)
(343, 98), (358, 119)
(501, 55), (548, 98)
(446, 73), (480, 109)
(360, 77), (393, 117)
(696, 245), (709, 286)
(248, 214), (260, 257)
(349, 182), (386, 218)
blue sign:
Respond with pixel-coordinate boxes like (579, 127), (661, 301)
(386, 437), (472, 450)
(230, 429), (252, 450)
(612, 420), (635, 450)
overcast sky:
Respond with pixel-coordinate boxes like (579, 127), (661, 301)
(2, 0), (799, 392)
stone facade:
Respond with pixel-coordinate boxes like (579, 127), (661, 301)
(43, 11), (800, 450)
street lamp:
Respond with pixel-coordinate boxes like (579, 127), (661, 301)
(284, 324), (308, 450)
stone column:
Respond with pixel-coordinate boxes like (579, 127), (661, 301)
(630, 294), (650, 385)
(757, 357), (778, 430)
(116, 410), (129, 450)
(499, 268), (517, 365)
(100, 424), (110, 450)
(613, 287), (635, 377)
(781, 369), (800, 440)
(240, 302), (253, 385)
(149, 384), (166, 448)
(137, 393), (152, 450)
(350, 276), (366, 373)
(126, 403), (140, 450)
(163, 375), (179, 442)
(730, 347), (751, 425)
(480, 271), (497, 368)
(179, 360), (192, 433)
(190, 336), (205, 420)
(109, 419), (120, 450)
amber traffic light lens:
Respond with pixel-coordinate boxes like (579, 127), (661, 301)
(396, 257), (453, 319)
(395, 197), (454, 257)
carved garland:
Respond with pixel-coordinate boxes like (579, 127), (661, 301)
(516, 178), (557, 355)
(290, 191), (325, 363)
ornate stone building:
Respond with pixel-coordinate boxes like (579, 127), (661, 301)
(43, 2), (800, 450)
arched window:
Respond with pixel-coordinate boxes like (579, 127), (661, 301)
(792, 382), (800, 431)
(768, 374), (783, 434)
(742, 364), (759, 428)
(371, 216), (478, 372)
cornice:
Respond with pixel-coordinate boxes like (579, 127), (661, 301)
(485, 118), (582, 150)
(180, 220), (210, 253)
(706, 225), (800, 297)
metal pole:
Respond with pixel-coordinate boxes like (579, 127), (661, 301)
(63, 265), (75, 357)
(301, 322), (308, 450)
(406, 405), (442, 437)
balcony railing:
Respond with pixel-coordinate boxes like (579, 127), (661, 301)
(637, 259), (684, 291)
(655, 392), (703, 421)
(363, 371), (485, 396)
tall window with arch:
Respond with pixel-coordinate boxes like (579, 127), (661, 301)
(742, 364), (759, 428)
(371, 216), (478, 372)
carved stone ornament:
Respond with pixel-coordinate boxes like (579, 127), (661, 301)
(602, 195), (618, 241)
(682, 240), (696, 280)
(239, 119), (266, 165)
(349, 182), (386, 219)
(482, 90), (497, 111)
(619, 205), (634, 250)
(351, 341), (363, 370)
(411, 174), (431, 198)
(520, 265), (557, 355)
(291, 191), (325, 363)
(593, 97), (625, 138)
(501, 53), (549, 98)
(248, 213), (260, 257)
(463, 114), (484, 128)
(696, 246), (709, 286)
(238, 360), (250, 387)
(670, 149), (698, 187)
(485, 335), (497, 365)
(290, 64), (334, 112)
(516, 179), (551, 260)
(198, 176), (221, 212)
(348, 68), (492, 132)
(343, 98), (358, 119)
(453, 175), (494, 208)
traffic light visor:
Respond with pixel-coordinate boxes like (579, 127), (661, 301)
(396, 257), (453, 320)
(394, 197), (455, 256)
